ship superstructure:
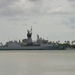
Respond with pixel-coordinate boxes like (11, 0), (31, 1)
(0, 27), (66, 50)
(22, 27), (33, 46)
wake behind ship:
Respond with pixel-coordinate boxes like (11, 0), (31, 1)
(0, 27), (66, 50)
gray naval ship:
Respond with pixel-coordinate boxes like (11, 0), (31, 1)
(0, 28), (66, 50)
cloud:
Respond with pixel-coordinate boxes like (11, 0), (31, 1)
(0, 0), (75, 18)
(0, 0), (42, 16)
(0, 0), (18, 9)
(0, 0), (75, 29)
(28, 0), (40, 2)
(62, 16), (75, 29)
(0, 0), (20, 16)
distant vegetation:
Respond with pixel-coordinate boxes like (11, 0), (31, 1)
(49, 40), (75, 48)
(61, 41), (75, 48)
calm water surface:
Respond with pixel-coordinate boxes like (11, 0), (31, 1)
(0, 50), (75, 75)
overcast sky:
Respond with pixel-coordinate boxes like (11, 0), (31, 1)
(0, 0), (75, 44)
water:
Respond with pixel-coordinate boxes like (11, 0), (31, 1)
(0, 50), (75, 75)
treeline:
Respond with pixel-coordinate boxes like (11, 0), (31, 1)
(49, 40), (75, 48)
(58, 40), (75, 48)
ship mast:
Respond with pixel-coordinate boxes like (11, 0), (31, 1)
(27, 26), (32, 45)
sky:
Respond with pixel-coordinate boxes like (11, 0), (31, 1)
(0, 0), (75, 44)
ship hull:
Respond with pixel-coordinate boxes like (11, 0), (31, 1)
(0, 45), (66, 50)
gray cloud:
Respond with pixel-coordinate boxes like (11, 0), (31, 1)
(28, 0), (40, 2)
(63, 16), (75, 28)
(0, 0), (18, 9)
(0, 0), (42, 17)
(0, 0), (75, 17)
(0, 0), (20, 16)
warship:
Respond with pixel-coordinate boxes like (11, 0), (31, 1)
(0, 27), (66, 50)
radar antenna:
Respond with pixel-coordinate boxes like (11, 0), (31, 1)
(31, 26), (32, 33)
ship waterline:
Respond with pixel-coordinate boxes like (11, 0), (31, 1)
(0, 45), (64, 50)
